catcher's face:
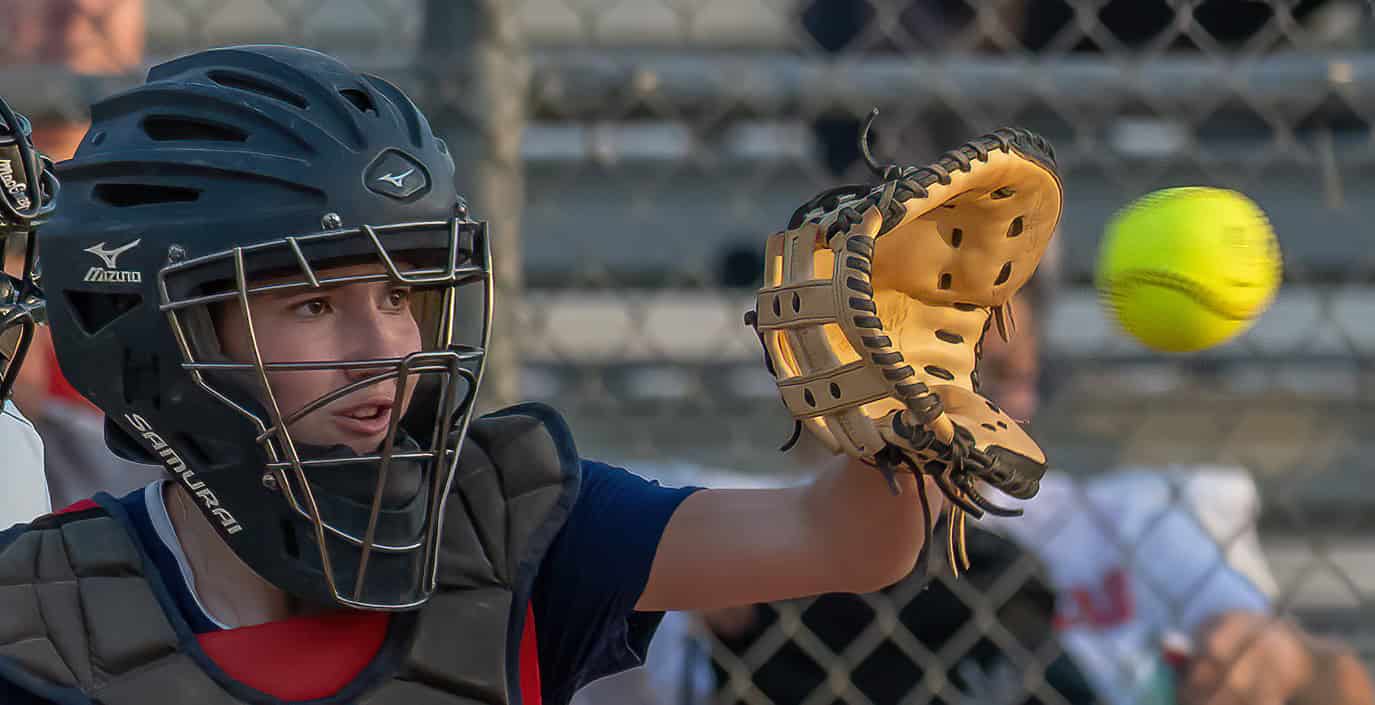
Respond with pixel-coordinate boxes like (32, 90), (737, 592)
(215, 262), (423, 455)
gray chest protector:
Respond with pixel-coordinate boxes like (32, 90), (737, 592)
(0, 403), (581, 705)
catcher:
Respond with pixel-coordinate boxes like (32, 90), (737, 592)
(0, 46), (1058, 705)
(0, 93), (59, 524)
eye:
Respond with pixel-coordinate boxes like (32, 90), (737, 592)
(293, 298), (331, 317)
(384, 287), (411, 311)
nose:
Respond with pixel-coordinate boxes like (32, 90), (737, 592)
(341, 299), (419, 386)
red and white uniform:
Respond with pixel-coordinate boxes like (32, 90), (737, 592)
(986, 467), (1276, 705)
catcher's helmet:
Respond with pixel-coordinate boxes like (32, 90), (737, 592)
(0, 96), (59, 401)
(45, 45), (492, 610)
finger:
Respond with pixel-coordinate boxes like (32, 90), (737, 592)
(1211, 655), (1271, 705)
(1199, 614), (1245, 657)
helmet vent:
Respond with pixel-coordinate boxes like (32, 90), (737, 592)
(339, 88), (376, 115)
(208, 70), (308, 110)
(65, 290), (142, 336)
(280, 520), (302, 559)
(94, 183), (201, 207)
(142, 115), (247, 143)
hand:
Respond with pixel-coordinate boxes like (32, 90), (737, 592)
(1179, 611), (1313, 705)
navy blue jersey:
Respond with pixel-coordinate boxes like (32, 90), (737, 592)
(0, 460), (699, 705)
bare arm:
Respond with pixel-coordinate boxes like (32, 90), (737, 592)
(635, 456), (943, 612)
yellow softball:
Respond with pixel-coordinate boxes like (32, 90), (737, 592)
(1096, 187), (1282, 353)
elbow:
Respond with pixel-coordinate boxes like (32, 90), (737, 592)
(836, 531), (925, 594)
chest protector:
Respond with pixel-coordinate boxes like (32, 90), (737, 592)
(0, 402), (580, 705)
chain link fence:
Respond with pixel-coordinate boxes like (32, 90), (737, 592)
(4, 0), (1375, 703)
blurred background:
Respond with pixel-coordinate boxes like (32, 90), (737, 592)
(4, 0), (1375, 703)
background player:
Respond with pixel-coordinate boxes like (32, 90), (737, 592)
(0, 95), (59, 525)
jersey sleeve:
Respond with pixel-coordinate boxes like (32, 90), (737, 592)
(531, 460), (701, 705)
(0, 401), (51, 527)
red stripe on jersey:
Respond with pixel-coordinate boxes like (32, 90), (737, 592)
(52, 499), (99, 516)
(196, 611), (390, 701)
(191, 602), (542, 703)
(520, 602), (542, 705)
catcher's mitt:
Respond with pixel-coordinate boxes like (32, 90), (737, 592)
(746, 111), (1061, 576)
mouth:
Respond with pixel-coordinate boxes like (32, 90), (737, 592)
(332, 399), (397, 439)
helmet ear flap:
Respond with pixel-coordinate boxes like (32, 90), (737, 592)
(105, 416), (158, 464)
(181, 302), (231, 364)
(397, 283), (480, 445)
(400, 377), (448, 445)
(178, 299), (284, 439)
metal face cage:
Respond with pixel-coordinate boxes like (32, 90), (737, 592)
(0, 93), (58, 402)
(159, 215), (492, 610)
(0, 244), (42, 401)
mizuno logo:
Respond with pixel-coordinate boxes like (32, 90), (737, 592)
(83, 239), (141, 268)
(84, 268), (141, 283)
(364, 152), (426, 200)
(82, 238), (143, 284)
(375, 168), (415, 189)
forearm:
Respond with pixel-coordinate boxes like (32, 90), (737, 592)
(801, 455), (944, 592)
(636, 455), (944, 612)
(1293, 637), (1375, 705)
